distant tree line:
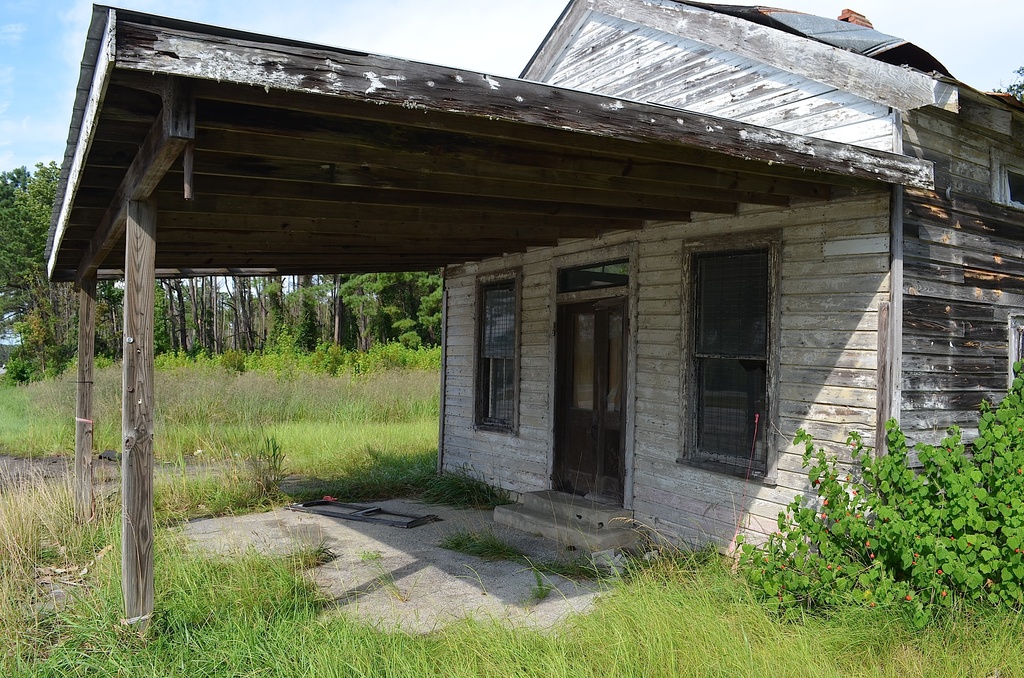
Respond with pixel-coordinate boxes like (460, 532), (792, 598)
(0, 163), (442, 383)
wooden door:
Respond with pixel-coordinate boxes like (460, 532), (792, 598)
(554, 299), (627, 502)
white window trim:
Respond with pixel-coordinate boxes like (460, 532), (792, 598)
(991, 149), (1024, 210)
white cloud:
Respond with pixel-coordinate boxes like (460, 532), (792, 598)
(0, 23), (26, 45)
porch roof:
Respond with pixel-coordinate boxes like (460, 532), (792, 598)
(46, 5), (933, 283)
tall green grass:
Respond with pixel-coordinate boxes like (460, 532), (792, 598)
(5, 517), (1022, 676)
(0, 364), (439, 473)
(3, 361), (1023, 675)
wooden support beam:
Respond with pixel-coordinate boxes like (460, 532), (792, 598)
(121, 198), (157, 629)
(74, 277), (97, 523)
(75, 79), (194, 286)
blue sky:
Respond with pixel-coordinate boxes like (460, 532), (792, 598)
(1, 0), (1022, 171)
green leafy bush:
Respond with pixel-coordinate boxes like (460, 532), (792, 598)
(739, 367), (1024, 627)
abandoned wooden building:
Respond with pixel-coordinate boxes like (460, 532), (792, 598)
(48, 2), (1022, 622)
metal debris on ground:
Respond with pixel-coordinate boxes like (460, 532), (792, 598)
(286, 499), (441, 528)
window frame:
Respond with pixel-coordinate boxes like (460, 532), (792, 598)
(679, 235), (780, 482)
(1010, 315), (1024, 388)
(474, 271), (522, 434)
(991, 150), (1024, 211)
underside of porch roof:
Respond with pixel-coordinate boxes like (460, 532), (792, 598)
(46, 6), (933, 283)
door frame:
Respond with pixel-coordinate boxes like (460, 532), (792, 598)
(547, 243), (637, 508)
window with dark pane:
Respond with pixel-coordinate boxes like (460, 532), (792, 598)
(1008, 170), (1024, 207)
(477, 280), (516, 430)
(693, 250), (768, 472)
(557, 259), (629, 293)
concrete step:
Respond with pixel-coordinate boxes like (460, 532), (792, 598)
(520, 490), (632, 531)
(494, 493), (638, 553)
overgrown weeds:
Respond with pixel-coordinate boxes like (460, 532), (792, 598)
(3, 459), (1024, 675)
(439, 528), (606, 582)
(248, 435), (285, 498)
(0, 364), (439, 465)
(420, 467), (515, 509)
(739, 363), (1024, 628)
(440, 529), (527, 561)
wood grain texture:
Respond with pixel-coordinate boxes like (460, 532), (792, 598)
(112, 20), (931, 188)
(543, 11), (899, 153)
(587, 0), (957, 113)
(74, 277), (97, 523)
(900, 104), (1024, 444)
(441, 192), (891, 543)
(121, 198), (156, 628)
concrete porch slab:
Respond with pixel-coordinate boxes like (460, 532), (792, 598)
(181, 498), (602, 634)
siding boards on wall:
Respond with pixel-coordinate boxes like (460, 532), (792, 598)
(900, 102), (1024, 445)
(442, 190), (891, 546)
(541, 13), (896, 152)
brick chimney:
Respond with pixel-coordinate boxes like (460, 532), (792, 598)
(838, 9), (873, 28)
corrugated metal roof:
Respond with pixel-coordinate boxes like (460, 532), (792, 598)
(677, 3), (952, 77)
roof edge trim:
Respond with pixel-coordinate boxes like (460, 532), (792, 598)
(521, 0), (589, 81)
(589, 0), (958, 113)
(47, 7), (117, 281)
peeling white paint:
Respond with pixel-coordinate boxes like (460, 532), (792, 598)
(362, 72), (406, 94)
(363, 71), (386, 94)
(483, 75), (501, 90)
(515, 95), (524, 103)
(601, 100), (624, 111)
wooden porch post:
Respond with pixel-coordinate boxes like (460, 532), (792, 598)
(122, 198), (157, 628)
(74, 277), (97, 522)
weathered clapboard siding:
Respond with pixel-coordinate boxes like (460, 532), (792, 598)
(442, 188), (891, 547)
(537, 12), (896, 152)
(900, 96), (1024, 445)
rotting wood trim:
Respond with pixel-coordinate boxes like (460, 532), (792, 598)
(520, 0), (592, 80)
(74, 78), (194, 286)
(589, 0), (958, 114)
(48, 11), (117, 280)
(111, 20), (934, 189)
